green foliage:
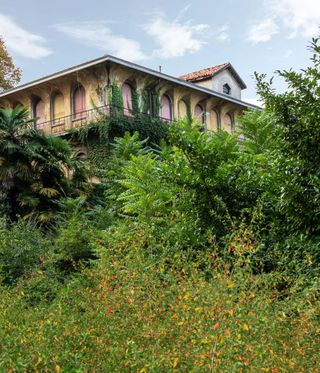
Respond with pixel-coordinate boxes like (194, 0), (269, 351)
(118, 152), (172, 220)
(256, 37), (320, 236)
(0, 36), (21, 91)
(1, 37), (320, 373)
(108, 113), (168, 144)
(53, 216), (99, 274)
(131, 86), (140, 114)
(186, 99), (193, 124)
(108, 80), (124, 115)
(0, 106), (91, 223)
(103, 132), (149, 213)
(0, 219), (48, 284)
(237, 109), (275, 155)
(0, 241), (319, 371)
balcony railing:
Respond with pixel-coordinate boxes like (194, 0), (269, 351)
(35, 105), (172, 135)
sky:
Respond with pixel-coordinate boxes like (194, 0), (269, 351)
(0, 0), (319, 104)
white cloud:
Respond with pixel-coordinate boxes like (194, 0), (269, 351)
(266, 0), (320, 38)
(247, 0), (320, 44)
(144, 13), (209, 58)
(54, 21), (147, 61)
(215, 25), (230, 42)
(0, 14), (52, 59)
(247, 18), (279, 43)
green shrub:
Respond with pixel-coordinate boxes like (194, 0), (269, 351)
(0, 219), (49, 284)
(53, 216), (99, 274)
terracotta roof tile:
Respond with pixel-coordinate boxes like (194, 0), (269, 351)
(179, 63), (229, 82)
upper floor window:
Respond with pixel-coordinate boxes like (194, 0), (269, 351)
(73, 85), (86, 119)
(195, 104), (205, 125)
(209, 109), (219, 131)
(222, 113), (233, 133)
(51, 91), (65, 125)
(122, 83), (133, 115)
(223, 83), (231, 95)
(33, 97), (45, 129)
(161, 94), (172, 122)
(178, 99), (188, 119)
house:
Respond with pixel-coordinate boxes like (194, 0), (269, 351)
(0, 55), (259, 136)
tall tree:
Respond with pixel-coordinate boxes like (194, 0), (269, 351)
(256, 37), (320, 236)
(0, 36), (21, 91)
(0, 106), (90, 223)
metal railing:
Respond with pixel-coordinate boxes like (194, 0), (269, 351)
(35, 105), (173, 135)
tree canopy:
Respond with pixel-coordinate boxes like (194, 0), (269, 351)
(0, 36), (21, 92)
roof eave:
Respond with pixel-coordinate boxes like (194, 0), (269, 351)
(0, 54), (258, 110)
(217, 63), (247, 90)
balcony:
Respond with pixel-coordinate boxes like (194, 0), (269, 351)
(35, 105), (172, 135)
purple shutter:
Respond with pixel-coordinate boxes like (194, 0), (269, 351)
(195, 104), (204, 124)
(35, 100), (45, 128)
(123, 83), (133, 115)
(74, 86), (86, 118)
(161, 95), (172, 121)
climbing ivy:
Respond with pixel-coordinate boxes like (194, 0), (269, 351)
(68, 81), (168, 170)
(131, 87), (140, 115)
(150, 87), (161, 117)
(108, 81), (124, 116)
(186, 100), (193, 125)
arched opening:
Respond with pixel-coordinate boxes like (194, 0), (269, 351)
(160, 94), (172, 122)
(33, 98), (45, 129)
(209, 110), (219, 131)
(178, 100), (188, 119)
(195, 104), (205, 125)
(72, 85), (86, 119)
(51, 92), (65, 124)
(122, 82), (133, 115)
(222, 113), (233, 132)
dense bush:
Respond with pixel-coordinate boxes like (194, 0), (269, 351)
(0, 243), (319, 371)
(54, 216), (99, 273)
(0, 219), (49, 284)
(256, 38), (320, 236)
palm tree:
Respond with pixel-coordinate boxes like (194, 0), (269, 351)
(0, 106), (89, 223)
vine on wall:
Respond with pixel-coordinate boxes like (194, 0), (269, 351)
(186, 100), (193, 125)
(69, 81), (168, 170)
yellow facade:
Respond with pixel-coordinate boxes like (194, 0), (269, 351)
(0, 60), (247, 136)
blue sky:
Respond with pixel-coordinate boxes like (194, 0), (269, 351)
(0, 0), (319, 104)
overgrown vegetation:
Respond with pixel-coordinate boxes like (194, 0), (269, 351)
(0, 106), (91, 224)
(69, 80), (167, 176)
(0, 39), (320, 371)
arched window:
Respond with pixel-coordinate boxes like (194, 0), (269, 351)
(73, 85), (86, 119)
(223, 84), (231, 95)
(51, 92), (65, 125)
(209, 110), (219, 131)
(34, 98), (45, 129)
(161, 94), (172, 122)
(195, 104), (205, 125)
(222, 113), (233, 132)
(122, 83), (133, 115)
(178, 100), (188, 119)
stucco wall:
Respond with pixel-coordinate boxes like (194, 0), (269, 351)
(194, 70), (242, 100)
(212, 70), (242, 99)
(0, 62), (245, 136)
